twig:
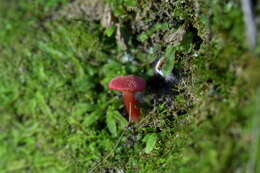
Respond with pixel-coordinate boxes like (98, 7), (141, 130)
(241, 0), (257, 48)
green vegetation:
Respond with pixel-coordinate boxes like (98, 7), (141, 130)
(0, 0), (259, 172)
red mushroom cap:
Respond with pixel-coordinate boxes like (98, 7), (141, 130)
(109, 75), (146, 92)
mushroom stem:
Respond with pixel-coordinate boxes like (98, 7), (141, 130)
(122, 92), (140, 122)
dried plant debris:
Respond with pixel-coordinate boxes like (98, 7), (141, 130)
(163, 24), (186, 44)
(115, 24), (128, 50)
(108, 0), (203, 56)
(54, 0), (110, 25)
(101, 4), (113, 28)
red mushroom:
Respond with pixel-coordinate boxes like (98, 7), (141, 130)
(108, 75), (146, 122)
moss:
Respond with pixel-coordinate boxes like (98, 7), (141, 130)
(0, 0), (259, 172)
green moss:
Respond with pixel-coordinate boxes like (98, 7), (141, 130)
(0, 0), (259, 172)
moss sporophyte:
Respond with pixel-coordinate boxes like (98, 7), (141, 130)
(108, 75), (146, 122)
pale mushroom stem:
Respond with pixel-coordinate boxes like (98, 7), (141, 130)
(122, 92), (140, 122)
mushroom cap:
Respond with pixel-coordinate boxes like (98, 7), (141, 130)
(108, 75), (146, 92)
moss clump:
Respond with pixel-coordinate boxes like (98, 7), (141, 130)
(0, 0), (259, 172)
